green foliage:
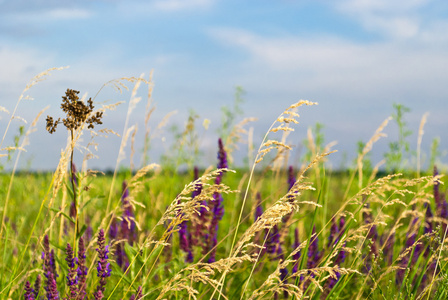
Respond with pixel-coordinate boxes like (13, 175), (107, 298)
(218, 86), (245, 143)
(161, 109), (201, 171)
(384, 103), (413, 172)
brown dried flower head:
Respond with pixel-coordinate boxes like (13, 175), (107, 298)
(46, 88), (103, 133)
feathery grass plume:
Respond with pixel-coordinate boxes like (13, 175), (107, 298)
(156, 254), (256, 300)
(357, 117), (392, 189)
(77, 237), (87, 300)
(94, 229), (111, 298)
(119, 169), (236, 299)
(65, 243), (79, 299)
(224, 117), (258, 164)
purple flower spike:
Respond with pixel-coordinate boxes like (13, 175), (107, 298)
(292, 228), (301, 275)
(121, 181), (137, 245)
(24, 281), (34, 300)
(424, 203), (434, 235)
(328, 218), (339, 248)
(65, 243), (79, 299)
(288, 166), (295, 191)
(43, 235), (59, 299)
(77, 237), (87, 300)
(267, 225), (280, 256)
(47, 272), (59, 300)
(254, 192), (263, 222)
(94, 229), (111, 298)
(179, 218), (193, 263)
(206, 139), (228, 262)
(307, 226), (320, 269)
(129, 286), (143, 300)
(33, 275), (41, 300)
(217, 138), (228, 176)
(191, 166), (205, 248)
(383, 232), (395, 265)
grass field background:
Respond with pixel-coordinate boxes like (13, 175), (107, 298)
(0, 71), (447, 299)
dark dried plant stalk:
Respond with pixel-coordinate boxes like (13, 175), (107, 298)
(46, 89), (103, 234)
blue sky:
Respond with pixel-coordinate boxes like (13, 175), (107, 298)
(1, 0), (447, 171)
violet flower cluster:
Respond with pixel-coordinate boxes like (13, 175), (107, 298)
(94, 229), (112, 299)
(110, 181), (138, 270)
(206, 138), (228, 263)
(178, 167), (201, 263)
(65, 243), (79, 299)
(43, 235), (59, 300)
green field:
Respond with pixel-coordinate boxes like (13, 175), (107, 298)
(0, 74), (447, 299)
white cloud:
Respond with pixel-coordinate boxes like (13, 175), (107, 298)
(334, 0), (432, 39)
(152, 0), (213, 11)
(0, 47), (52, 90)
(210, 27), (448, 101)
(44, 8), (93, 20)
(4, 8), (93, 23)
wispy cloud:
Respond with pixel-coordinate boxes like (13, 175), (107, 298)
(333, 0), (434, 39)
(151, 0), (214, 11)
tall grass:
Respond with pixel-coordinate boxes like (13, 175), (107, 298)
(0, 68), (447, 299)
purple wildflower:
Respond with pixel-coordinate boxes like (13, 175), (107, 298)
(206, 138), (228, 262)
(33, 275), (41, 300)
(191, 167), (205, 248)
(179, 217), (193, 263)
(65, 243), (78, 299)
(47, 272), (59, 300)
(396, 217), (419, 285)
(291, 228), (301, 275)
(94, 229), (111, 298)
(109, 220), (118, 240)
(43, 235), (59, 299)
(77, 237), (87, 300)
(24, 281), (34, 300)
(383, 232), (395, 265)
(129, 286), (143, 300)
(94, 290), (104, 300)
(254, 193), (263, 222)
(424, 203), (434, 235)
(307, 226), (320, 269)
(288, 166), (295, 191)
(328, 218), (339, 248)
(267, 225), (280, 256)
(121, 181), (137, 245)
(178, 168), (200, 263)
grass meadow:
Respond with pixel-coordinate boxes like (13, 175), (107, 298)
(0, 68), (447, 299)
